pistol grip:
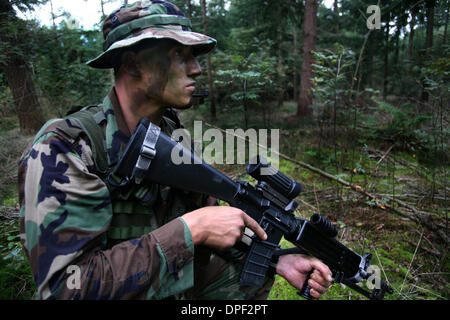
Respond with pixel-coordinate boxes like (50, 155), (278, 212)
(298, 270), (314, 300)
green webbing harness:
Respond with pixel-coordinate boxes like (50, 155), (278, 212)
(63, 105), (108, 177)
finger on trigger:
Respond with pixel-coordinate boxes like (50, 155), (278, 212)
(243, 214), (267, 240)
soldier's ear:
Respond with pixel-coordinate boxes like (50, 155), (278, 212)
(120, 51), (141, 78)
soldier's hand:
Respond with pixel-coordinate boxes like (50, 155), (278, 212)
(276, 254), (333, 299)
(182, 206), (267, 250)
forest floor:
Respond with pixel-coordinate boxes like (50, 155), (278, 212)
(180, 100), (449, 300)
(0, 100), (448, 300)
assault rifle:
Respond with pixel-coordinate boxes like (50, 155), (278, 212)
(107, 118), (393, 300)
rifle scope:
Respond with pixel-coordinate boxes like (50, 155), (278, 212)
(247, 156), (302, 200)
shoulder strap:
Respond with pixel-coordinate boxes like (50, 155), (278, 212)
(59, 105), (108, 176)
(58, 106), (181, 179)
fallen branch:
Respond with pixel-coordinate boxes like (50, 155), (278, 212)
(406, 239), (441, 256)
(375, 144), (395, 168)
(376, 193), (450, 201)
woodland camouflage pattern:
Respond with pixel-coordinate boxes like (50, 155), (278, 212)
(18, 0), (270, 300)
(18, 89), (274, 299)
(87, 0), (217, 69)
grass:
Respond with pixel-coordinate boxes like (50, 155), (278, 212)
(0, 129), (35, 299)
(0, 216), (35, 299)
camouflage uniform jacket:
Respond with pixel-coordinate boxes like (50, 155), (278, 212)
(18, 89), (200, 299)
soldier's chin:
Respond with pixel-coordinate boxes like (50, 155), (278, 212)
(172, 97), (195, 110)
(172, 100), (193, 110)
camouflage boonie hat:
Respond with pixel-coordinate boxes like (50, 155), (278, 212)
(87, 0), (217, 69)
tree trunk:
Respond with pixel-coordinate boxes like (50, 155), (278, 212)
(201, 0), (216, 119)
(383, 14), (390, 101)
(334, 0), (339, 34)
(0, 0), (46, 134)
(100, 0), (105, 18)
(291, 0), (302, 104)
(293, 19), (298, 103)
(425, 0), (435, 50)
(408, 11), (415, 60)
(297, 0), (318, 118)
(50, 0), (57, 29)
(422, 0), (435, 102)
(394, 25), (400, 66)
(186, 0), (192, 19)
(443, 4), (448, 46)
(277, 27), (283, 108)
(4, 57), (46, 134)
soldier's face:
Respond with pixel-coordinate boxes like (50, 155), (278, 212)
(136, 40), (202, 109)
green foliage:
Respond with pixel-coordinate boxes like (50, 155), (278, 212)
(359, 100), (448, 166)
(213, 41), (279, 125)
(419, 46), (450, 99)
(227, 0), (290, 53)
(29, 25), (111, 116)
(0, 73), (17, 131)
(0, 217), (35, 299)
(367, 101), (430, 140)
(311, 44), (356, 124)
(1, 234), (25, 270)
(8, 0), (47, 11)
(0, 129), (35, 299)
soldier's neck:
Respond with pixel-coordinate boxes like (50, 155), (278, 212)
(115, 79), (165, 134)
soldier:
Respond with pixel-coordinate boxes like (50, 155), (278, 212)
(18, 1), (332, 299)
